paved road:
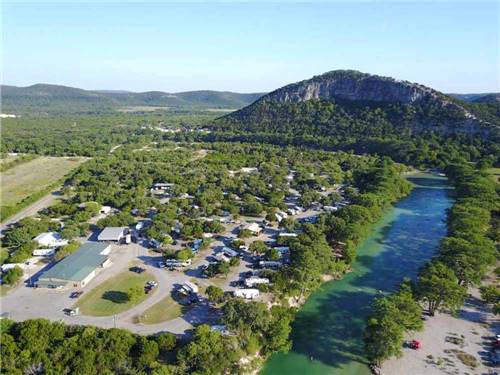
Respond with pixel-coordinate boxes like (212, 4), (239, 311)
(0, 190), (62, 234)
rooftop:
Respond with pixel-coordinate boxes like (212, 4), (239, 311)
(34, 232), (61, 242)
(97, 227), (127, 241)
(39, 242), (110, 282)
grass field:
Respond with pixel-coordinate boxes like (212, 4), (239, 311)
(1, 156), (86, 206)
(76, 270), (155, 316)
(0, 154), (20, 165)
(138, 295), (187, 324)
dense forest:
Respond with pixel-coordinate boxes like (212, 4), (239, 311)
(210, 99), (500, 167)
(0, 112), (213, 156)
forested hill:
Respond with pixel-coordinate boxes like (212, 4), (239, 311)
(212, 70), (500, 167)
(449, 93), (500, 103)
(1, 84), (264, 114)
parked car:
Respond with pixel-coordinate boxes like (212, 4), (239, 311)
(146, 280), (158, 288)
(157, 261), (166, 268)
(64, 308), (79, 316)
(70, 291), (84, 299)
(130, 266), (145, 274)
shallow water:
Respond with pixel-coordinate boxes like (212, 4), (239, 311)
(261, 173), (453, 375)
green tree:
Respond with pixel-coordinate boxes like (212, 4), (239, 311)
(155, 333), (177, 354)
(176, 248), (193, 261)
(249, 240), (267, 255)
(416, 262), (467, 316)
(364, 298), (405, 367)
(206, 285), (225, 304)
(479, 285), (500, 304)
(177, 324), (240, 375)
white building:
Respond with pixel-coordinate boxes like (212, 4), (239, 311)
(234, 288), (260, 299)
(244, 222), (262, 235)
(97, 227), (128, 242)
(150, 183), (174, 194)
(240, 167), (258, 174)
(324, 206), (339, 213)
(181, 281), (199, 295)
(244, 277), (270, 287)
(100, 206), (112, 214)
(215, 253), (230, 263)
(33, 248), (56, 257)
(33, 232), (68, 248)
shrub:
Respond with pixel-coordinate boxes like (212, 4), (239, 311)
(2, 266), (23, 285)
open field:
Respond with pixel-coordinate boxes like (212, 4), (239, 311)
(117, 106), (170, 112)
(138, 295), (185, 324)
(0, 154), (20, 165)
(76, 270), (156, 316)
(1, 156), (86, 207)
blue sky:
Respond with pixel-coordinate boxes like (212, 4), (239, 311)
(2, 1), (499, 93)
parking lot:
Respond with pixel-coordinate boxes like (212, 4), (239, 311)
(0, 206), (322, 335)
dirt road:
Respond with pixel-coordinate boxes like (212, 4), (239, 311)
(0, 190), (61, 234)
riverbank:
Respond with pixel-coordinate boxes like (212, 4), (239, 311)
(261, 173), (452, 374)
(383, 275), (499, 375)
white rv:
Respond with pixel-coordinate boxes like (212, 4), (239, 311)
(233, 288), (260, 299)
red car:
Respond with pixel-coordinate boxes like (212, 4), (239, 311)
(409, 340), (422, 350)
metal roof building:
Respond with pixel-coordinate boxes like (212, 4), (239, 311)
(97, 227), (128, 242)
(36, 242), (111, 288)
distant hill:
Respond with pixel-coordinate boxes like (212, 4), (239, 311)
(0, 84), (264, 115)
(471, 93), (500, 104)
(448, 93), (500, 103)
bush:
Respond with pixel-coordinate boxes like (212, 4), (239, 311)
(229, 257), (240, 267)
(238, 229), (252, 239)
(2, 266), (23, 285)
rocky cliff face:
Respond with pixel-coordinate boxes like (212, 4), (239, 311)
(227, 70), (494, 137)
(261, 70), (459, 108)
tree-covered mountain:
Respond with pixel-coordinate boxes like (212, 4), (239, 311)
(471, 93), (500, 104)
(0, 84), (264, 115)
(212, 70), (500, 167)
(447, 93), (499, 103)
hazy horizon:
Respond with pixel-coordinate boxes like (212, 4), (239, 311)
(3, 2), (499, 93)
(2, 77), (499, 95)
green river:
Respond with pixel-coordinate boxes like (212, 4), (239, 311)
(262, 173), (453, 375)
